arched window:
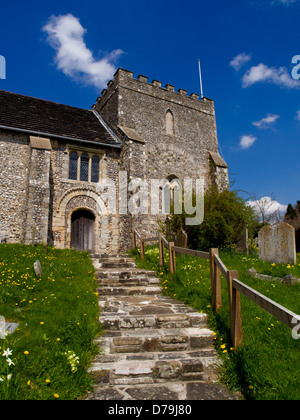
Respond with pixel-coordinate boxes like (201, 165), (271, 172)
(166, 110), (175, 136)
(91, 155), (100, 183)
(69, 152), (78, 180)
(80, 154), (89, 182)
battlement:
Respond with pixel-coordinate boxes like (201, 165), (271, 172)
(95, 68), (214, 114)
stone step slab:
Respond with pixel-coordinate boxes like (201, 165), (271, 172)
(97, 285), (162, 296)
(99, 261), (137, 269)
(96, 327), (214, 354)
(95, 268), (157, 280)
(99, 277), (161, 287)
(88, 356), (218, 386)
(100, 313), (208, 330)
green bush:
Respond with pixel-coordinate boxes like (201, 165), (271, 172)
(169, 187), (258, 251)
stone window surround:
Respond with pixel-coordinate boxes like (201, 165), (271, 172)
(165, 109), (175, 137)
(66, 145), (106, 184)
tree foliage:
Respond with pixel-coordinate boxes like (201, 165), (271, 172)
(168, 187), (258, 251)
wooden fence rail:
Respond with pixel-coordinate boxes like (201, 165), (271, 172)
(132, 227), (299, 348)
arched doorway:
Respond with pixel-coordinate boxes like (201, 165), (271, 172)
(71, 209), (95, 252)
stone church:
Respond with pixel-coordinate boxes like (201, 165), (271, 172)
(0, 68), (228, 255)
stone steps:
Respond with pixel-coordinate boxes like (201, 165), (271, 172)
(86, 255), (240, 400)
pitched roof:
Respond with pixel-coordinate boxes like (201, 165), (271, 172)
(0, 90), (121, 147)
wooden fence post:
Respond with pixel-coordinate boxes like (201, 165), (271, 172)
(209, 248), (222, 311)
(227, 270), (243, 347)
(132, 229), (137, 249)
(159, 234), (164, 267)
(169, 242), (175, 273)
(172, 245), (176, 273)
(140, 238), (145, 260)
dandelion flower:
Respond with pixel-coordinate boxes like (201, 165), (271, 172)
(24, 351), (29, 355)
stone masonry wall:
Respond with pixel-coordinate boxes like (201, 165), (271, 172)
(24, 147), (51, 244)
(0, 130), (30, 243)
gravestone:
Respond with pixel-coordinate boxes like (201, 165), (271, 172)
(0, 315), (18, 339)
(34, 260), (42, 278)
(236, 227), (249, 254)
(258, 223), (297, 265)
(175, 229), (188, 248)
(0, 233), (6, 243)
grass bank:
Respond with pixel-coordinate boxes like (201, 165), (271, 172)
(130, 245), (300, 400)
(0, 244), (101, 400)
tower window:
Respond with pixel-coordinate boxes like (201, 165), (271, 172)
(166, 110), (175, 136)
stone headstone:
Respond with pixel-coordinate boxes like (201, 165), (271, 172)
(175, 229), (188, 248)
(34, 260), (42, 278)
(0, 234), (6, 243)
(258, 223), (296, 265)
(0, 316), (19, 339)
(236, 227), (248, 254)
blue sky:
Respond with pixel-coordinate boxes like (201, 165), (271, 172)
(1, 0), (300, 212)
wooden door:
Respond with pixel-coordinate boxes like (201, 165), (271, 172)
(71, 210), (95, 252)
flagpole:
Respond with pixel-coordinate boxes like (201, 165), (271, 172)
(198, 59), (204, 100)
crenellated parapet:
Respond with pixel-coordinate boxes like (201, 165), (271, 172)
(94, 68), (215, 116)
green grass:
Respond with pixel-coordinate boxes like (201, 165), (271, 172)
(130, 245), (300, 400)
(0, 244), (101, 400)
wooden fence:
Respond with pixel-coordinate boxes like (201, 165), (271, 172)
(132, 228), (299, 348)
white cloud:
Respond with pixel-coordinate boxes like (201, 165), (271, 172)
(242, 63), (300, 89)
(295, 110), (300, 121)
(230, 53), (251, 71)
(247, 196), (287, 217)
(42, 14), (123, 89)
(240, 135), (257, 149)
(252, 113), (280, 128)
